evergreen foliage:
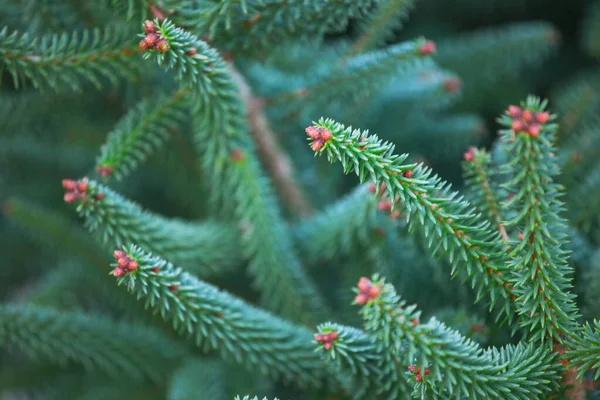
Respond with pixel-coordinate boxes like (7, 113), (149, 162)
(2, 1), (600, 399)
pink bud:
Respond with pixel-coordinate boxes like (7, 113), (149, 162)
(357, 277), (371, 292)
(418, 40), (436, 55)
(528, 124), (540, 137)
(127, 259), (138, 271)
(354, 293), (369, 305)
(62, 179), (76, 191)
(511, 119), (524, 132)
(507, 105), (521, 118)
(113, 250), (126, 260)
(535, 112), (550, 124)
(63, 192), (77, 203)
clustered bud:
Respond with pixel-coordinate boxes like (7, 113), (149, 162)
(418, 40), (436, 55)
(355, 277), (380, 305)
(62, 178), (90, 203)
(112, 250), (139, 277)
(314, 331), (338, 350)
(463, 146), (476, 162)
(139, 20), (170, 53)
(305, 126), (332, 151)
(506, 105), (550, 138)
(96, 165), (113, 178)
(408, 365), (430, 382)
(444, 77), (462, 93)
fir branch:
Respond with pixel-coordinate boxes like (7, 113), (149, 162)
(294, 185), (379, 266)
(168, 359), (227, 400)
(305, 119), (516, 325)
(3, 198), (171, 326)
(355, 275), (561, 399)
(566, 163), (600, 231)
(27, 261), (87, 308)
(166, 0), (377, 53)
(498, 98), (580, 344)
(0, 304), (186, 382)
(270, 38), (436, 112)
(347, 0), (417, 56)
(108, 245), (338, 391)
(95, 89), (191, 181)
(229, 65), (312, 217)
(567, 320), (600, 380)
(0, 25), (141, 91)
(4, 197), (105, 265)
(461, 147), (509, 243)
(435, 21), (559, 103)
(23, 0), (86, 33)
(314, 322), (394, 400)
(141, 19), (331, 324)
(64, 179), (244, 278)
(551, 71), (600, 138)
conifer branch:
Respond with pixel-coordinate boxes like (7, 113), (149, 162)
(294, 185), (380, 266)
(314, 322), (394, 399)
(567, 320), (600, 381)
(95, 89), (191, 181)
(498, 98), (580, 344)
(352, 276), (561, 398)
(0, 304), (186, 382)
(166, 0), (377, 53)
(63, 179), (244, 278)
(168, 359), (227, 400)
(305, 119), (516, 325)
(347, 0), (417, 56)
(229, 65), (312, 217)
(271, 39), (436, 110)
(0, 25), (141, 91)
(60, 179), (392, 279)
(140, 19), (331, 324)
(461, 147), (509, 243)
(4, 197), (106, 265)
(108, 245), (339, 391)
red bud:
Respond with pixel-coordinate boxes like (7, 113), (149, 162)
(354, 293), (369, 305)
(357, 277), (371, 292)
(507, 105), (521, 118)
(368, 285), (380, 298)
(535, 112), (550, 124)
(511, 119), (524, 132)
(418, 40), (436, 55)
(143, 20), (157, 34)
(527, 124), (540, 137)
(127, 259), (138, 271)
(113, 250), (126, 260)
(311, 140), (324, 151)
(64, 192), (77, 203)
(155, 39), (170, 53)
(62, 179), (76, 190)
(77, 181), (88, 192)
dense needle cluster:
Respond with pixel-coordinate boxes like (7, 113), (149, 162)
(3, 1), (600, 400)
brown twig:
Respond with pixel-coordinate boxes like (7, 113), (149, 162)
(552, 341), (586, 400)
(228, 65), (313, 217)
